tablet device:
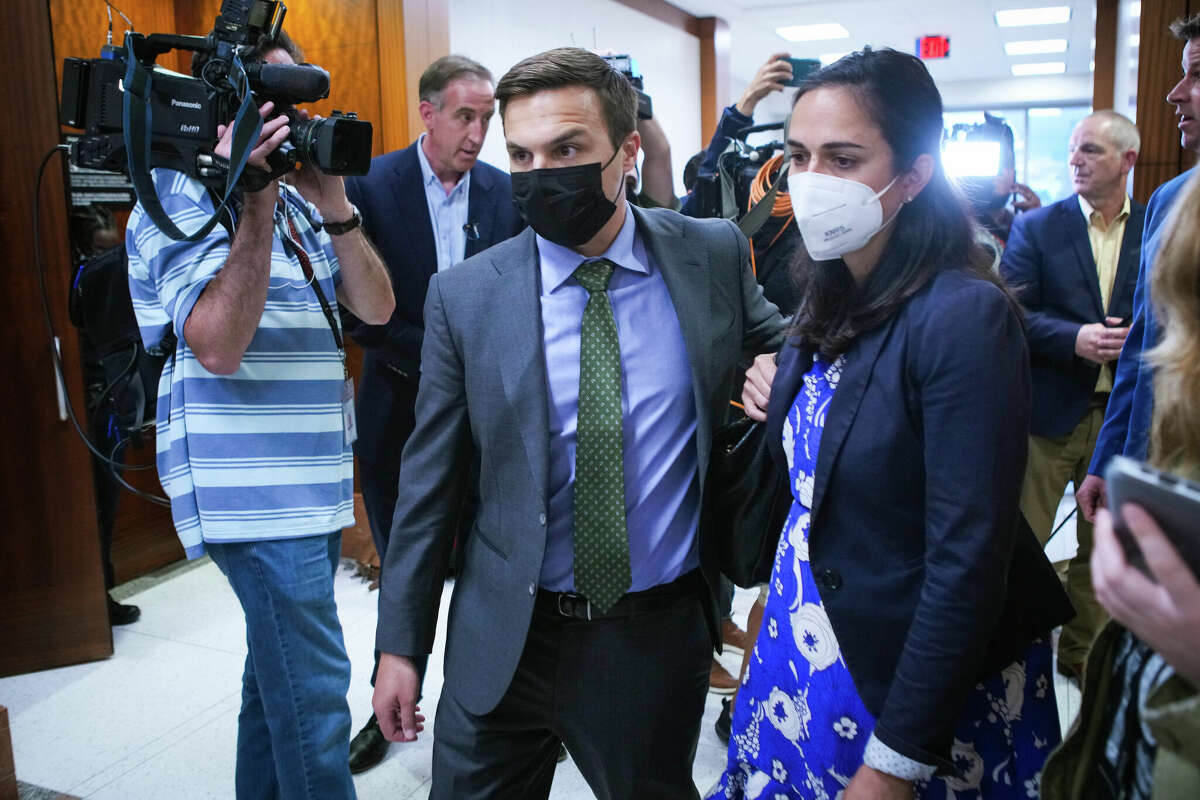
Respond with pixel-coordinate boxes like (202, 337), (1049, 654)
(1104, 456), (1200, 580)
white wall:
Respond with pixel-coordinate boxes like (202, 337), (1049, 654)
(448, 0), (702, 197)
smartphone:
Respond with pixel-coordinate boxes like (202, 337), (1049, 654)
(1104, 456), (1200, 580)
(782, 58), (821, 87)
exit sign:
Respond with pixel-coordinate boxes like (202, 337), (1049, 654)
(917, 35), (951, 59)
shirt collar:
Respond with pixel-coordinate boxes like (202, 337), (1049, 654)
(416, 133), (470, 197)
(537, 205), (649, 294)
(1078, 193), (1131, 226)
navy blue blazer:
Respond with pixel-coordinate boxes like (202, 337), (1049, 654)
(343, 142), (524, 377)
(1000, 194), (1146, 438)
(1091, 168), (1194, 475)
(343, 143), (524, 463)
(765, 270), (1072, 771)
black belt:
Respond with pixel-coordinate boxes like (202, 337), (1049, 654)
(535, 569), (701, 621)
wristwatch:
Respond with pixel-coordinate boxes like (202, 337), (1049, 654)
(323, 205), (362, 235)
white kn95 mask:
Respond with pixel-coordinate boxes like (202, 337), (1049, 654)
(788, 171), (901, 261)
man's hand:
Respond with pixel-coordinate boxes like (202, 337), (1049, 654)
(373, 653), (426, 742)
(844, 764), (914, 800)
(215, 100), (291, 200)
(742, 352), (777, 422)
(1093, 505), (1200, 686)
(1075, 317), (1129, 364)
(1012, 182), (1041, 212)
(285, 110), (354, 221)
(1077, 473), (1107, 522)
(735, 53), (793, 118)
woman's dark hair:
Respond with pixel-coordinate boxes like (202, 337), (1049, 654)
(787, 47), (1007, 356)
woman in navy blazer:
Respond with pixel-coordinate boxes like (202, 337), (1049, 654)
(711, 49), (1072, 800)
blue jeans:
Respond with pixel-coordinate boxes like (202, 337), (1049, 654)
(207, 534), (356, 800)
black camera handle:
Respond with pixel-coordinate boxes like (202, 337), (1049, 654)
(122, 32), (262, 242)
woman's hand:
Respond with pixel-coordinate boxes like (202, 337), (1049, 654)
(1092, 504), (1200, 687)
(844, 764), (914, 800)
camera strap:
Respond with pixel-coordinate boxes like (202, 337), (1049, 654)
(738, 162), (788, 240)
(280, 201), (346, 378)
(122, 33), (261, 242)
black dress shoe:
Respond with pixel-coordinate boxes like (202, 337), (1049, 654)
(108, 596), (141, 626)
(349, 713), (390, 774)
(714, 697), (732, 744)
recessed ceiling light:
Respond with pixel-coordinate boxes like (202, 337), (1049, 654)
(1011, 61), (1067, 75)
(1090, 59), (1096, 71)
(995, 7), (1072, 27)
(1129, 33), (1140, 48)
(776, 23), (850, 42)
(1004, 38), (1068, 55)
(1131, 1), (1140, 17)
(819, 52), (849, 65)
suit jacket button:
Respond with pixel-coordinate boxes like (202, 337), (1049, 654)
(819, 569), (843, 590)
(528, 582), (536, 596)
(538, 512), (547, 526)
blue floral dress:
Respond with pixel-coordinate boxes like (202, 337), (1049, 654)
(708, 355), (1061, 800)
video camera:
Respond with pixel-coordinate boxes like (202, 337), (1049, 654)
(59, 0), (372, 205)
(942, 113), (1016, 213)
(601, 54), (653, 120)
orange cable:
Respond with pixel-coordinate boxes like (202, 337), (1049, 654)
(747, 154), (793, 276)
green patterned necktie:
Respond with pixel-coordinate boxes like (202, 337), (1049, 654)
(573, 258), (631, 613)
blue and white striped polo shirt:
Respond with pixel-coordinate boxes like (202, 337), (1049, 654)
(127, 169), (355, 558)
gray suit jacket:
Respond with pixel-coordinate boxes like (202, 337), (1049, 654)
(376, 205), (786, 715)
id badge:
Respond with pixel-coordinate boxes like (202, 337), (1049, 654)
(341, 378), (358, 445)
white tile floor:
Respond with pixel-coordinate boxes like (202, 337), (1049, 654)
(2, 493), (1084, 799)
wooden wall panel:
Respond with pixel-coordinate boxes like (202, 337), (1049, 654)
(1093, 0), (1118, 111)
(1133, 0), (1196, 204)
(0, 0), (111, 676)
(376, 0), (409, 154)
(698, 17), (730, 149)
(400, 0), (450, 143)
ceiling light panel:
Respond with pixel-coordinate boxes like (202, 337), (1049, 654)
(995, 7), (1072, 27)
(1011, 61), (1067, 75)
(1004, 38), (1068, 55)
(776, 23), (850, 42)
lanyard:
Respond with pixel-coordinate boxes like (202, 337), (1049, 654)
(279, 199), (347, 377)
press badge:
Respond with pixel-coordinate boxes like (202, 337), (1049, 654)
(341, 378), (358, 445)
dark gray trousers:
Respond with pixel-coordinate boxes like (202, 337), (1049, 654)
(430, 588), (711, 799)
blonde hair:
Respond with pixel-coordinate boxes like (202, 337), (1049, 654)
(1146, 171), (1200, 478)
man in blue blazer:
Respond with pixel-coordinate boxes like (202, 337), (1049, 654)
(341, 54), (524, 773)
(1000, 110), (1145, 679)
(1079, 14), (1200, 525)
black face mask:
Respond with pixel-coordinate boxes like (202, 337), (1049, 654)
(510, 148), (622, 248)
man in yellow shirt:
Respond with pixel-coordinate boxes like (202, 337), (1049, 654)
(999, 110), (1146, 682)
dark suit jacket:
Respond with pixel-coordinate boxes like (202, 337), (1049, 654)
(375, 206), (785, 715)
(1000, 194), (1146, 438)
(344, 142), (524, 464)
(765, 269), (1073, 771)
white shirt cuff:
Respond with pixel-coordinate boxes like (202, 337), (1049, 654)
(863, 732), (937, 781)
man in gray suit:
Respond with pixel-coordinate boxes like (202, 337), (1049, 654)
(372, 48), (785, 799)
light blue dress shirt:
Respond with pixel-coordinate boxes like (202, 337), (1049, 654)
(415, 134), (471, 273)
(537, 206), (700, 593)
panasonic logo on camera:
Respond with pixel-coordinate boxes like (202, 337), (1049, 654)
(171, 99), (202, 110)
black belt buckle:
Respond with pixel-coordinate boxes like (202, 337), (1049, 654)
(556, 592), (593, 620)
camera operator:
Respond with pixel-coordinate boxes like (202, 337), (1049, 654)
(126, 31), (393, 799)
(68, 204), (140, 627)
(957, 113), (1041, 250)
(679, 53), (793, 219)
